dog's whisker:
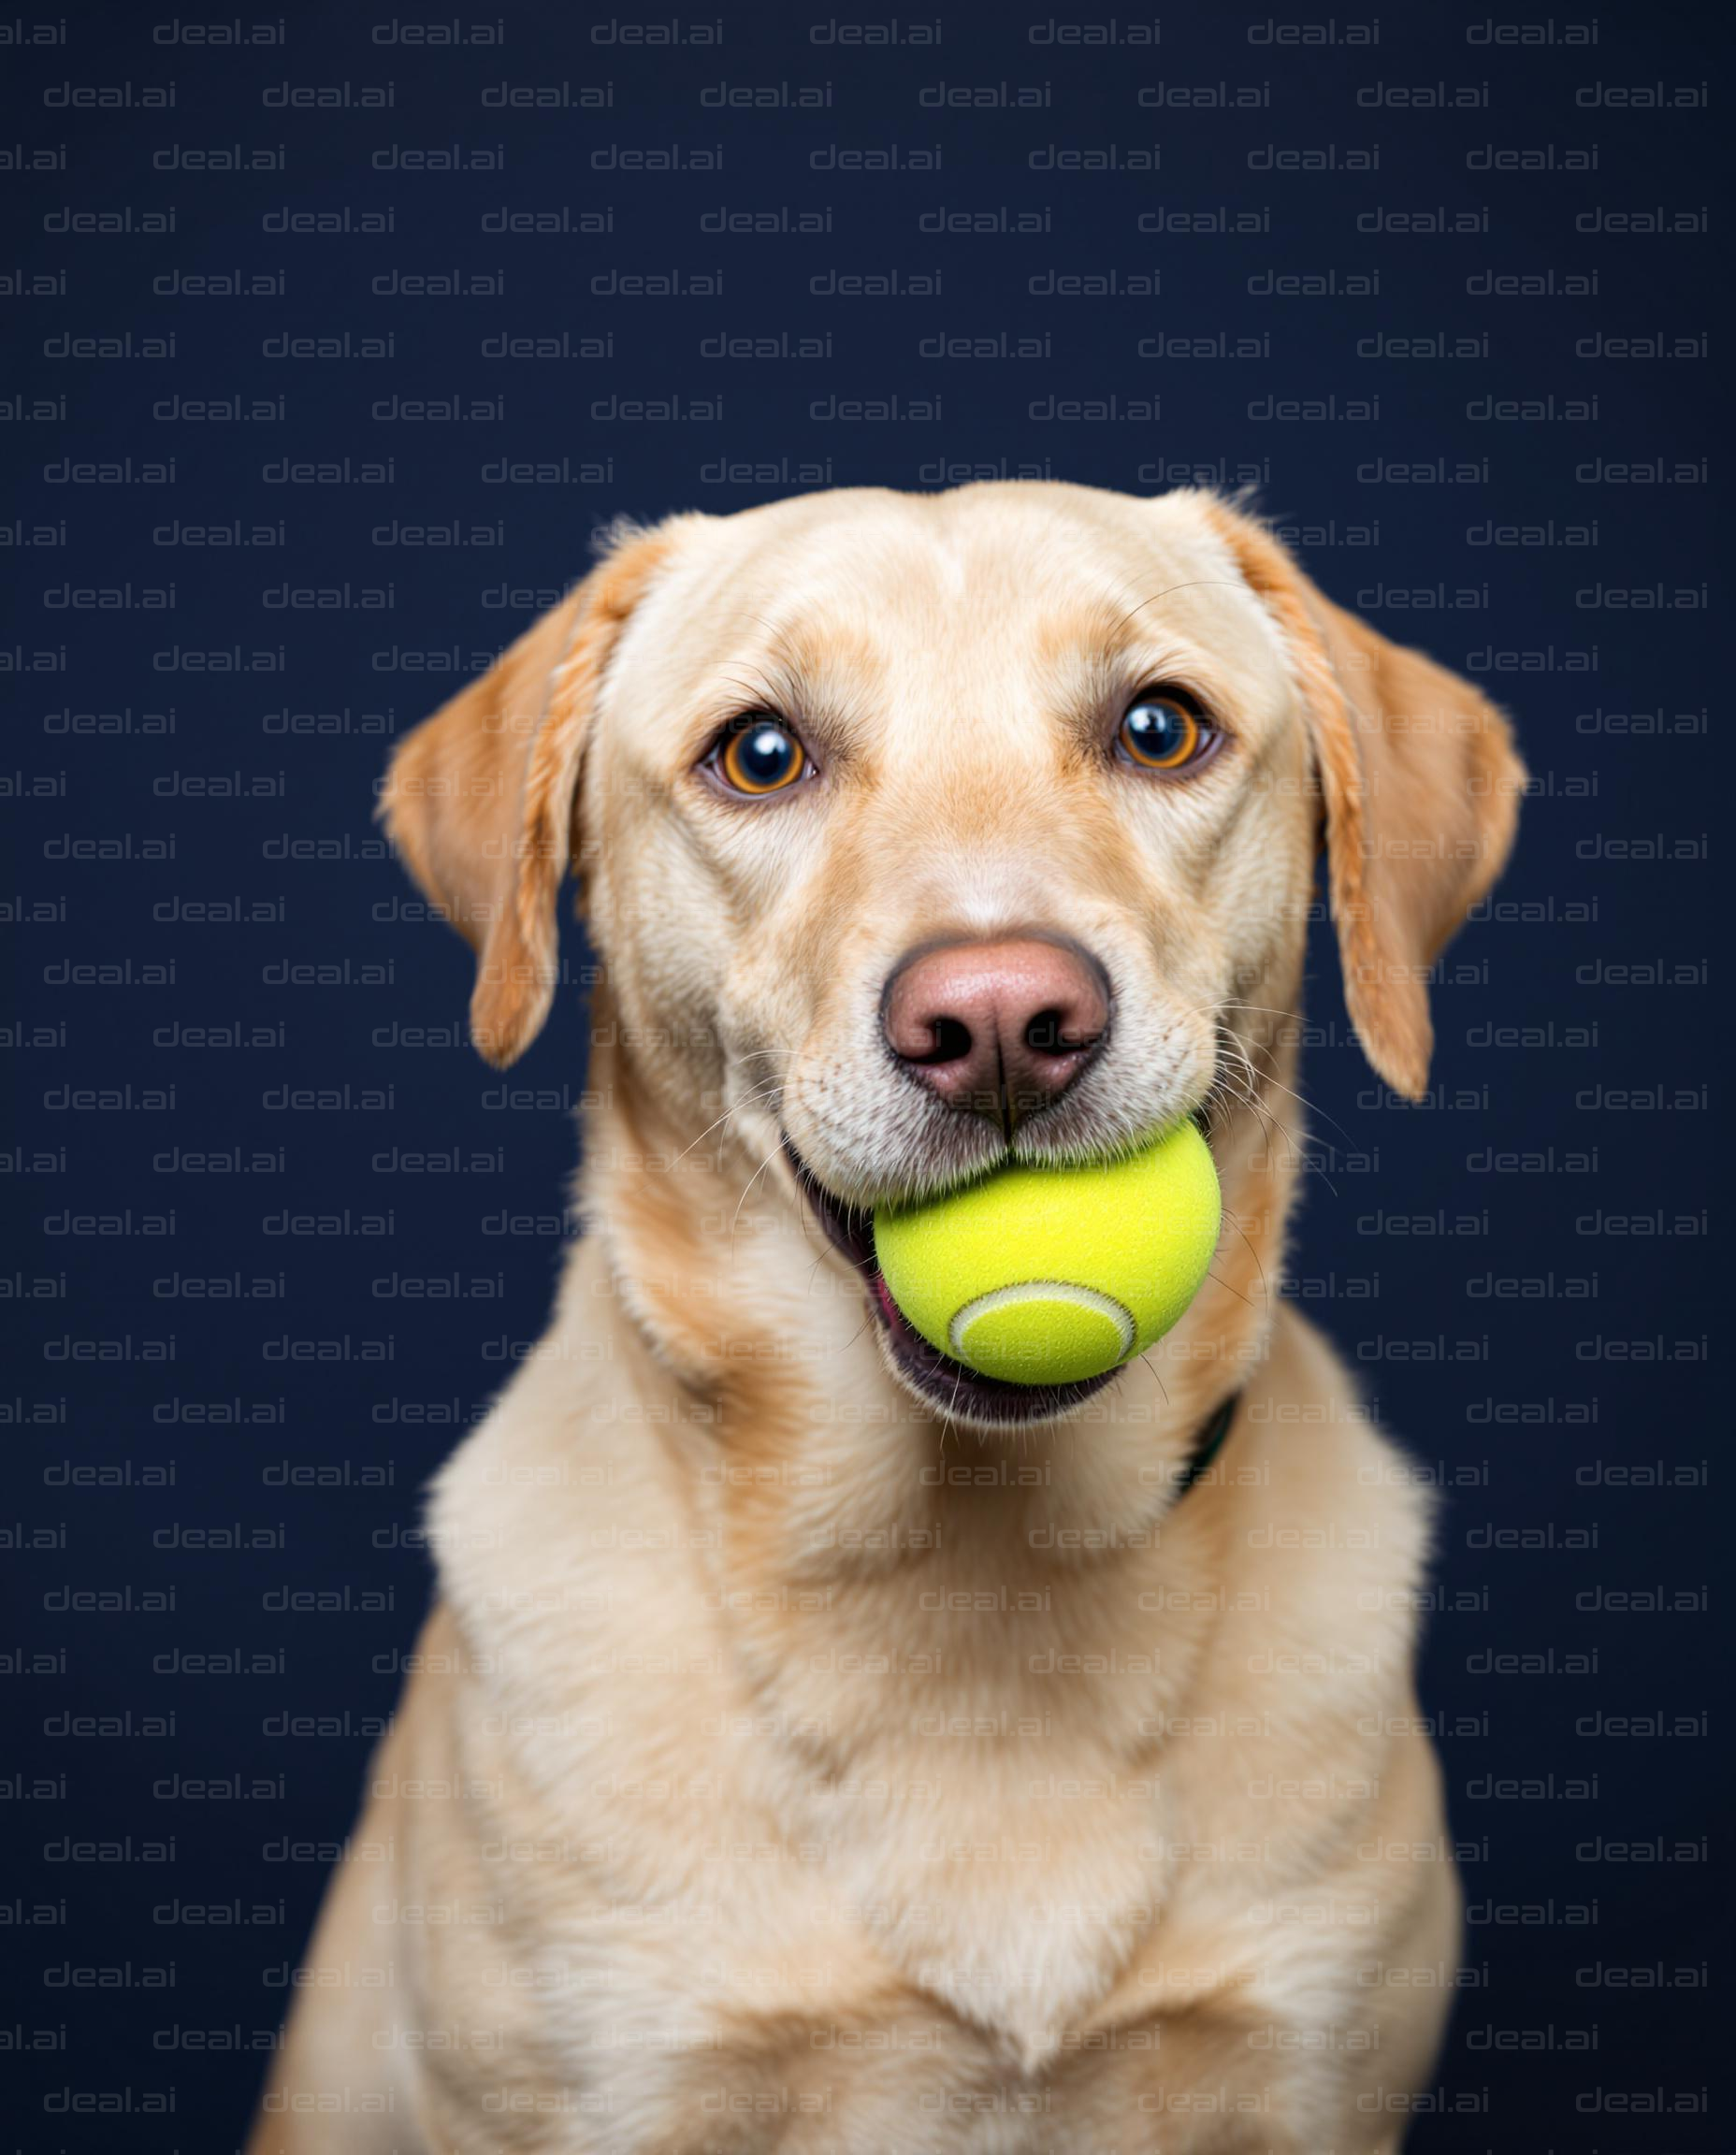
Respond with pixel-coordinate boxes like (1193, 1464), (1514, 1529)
(1206, 1066), (1338, 1200)
(1221, 1207), (1271, 1308)
(1202, 1004), (1354, 1146)
(944, 1355), (966, 1431)
(830, 1307), (879, 1358)
(1203, 1267), (1254, 1309)
(1215, 1027), (1351, 1147)
(1112, 576), (1250, 634)
(1207, 1033), (1330, 1179)
(1226, 1093), (1336, 1200)
(667, 1082), (788, 1169)
(1210, 998), (1312, 1028)
(1136, 1352), (1170, 1410)
(728, 1138), (788, 1255)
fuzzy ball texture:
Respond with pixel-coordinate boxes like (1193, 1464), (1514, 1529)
(874, 1121), (1222, 1387)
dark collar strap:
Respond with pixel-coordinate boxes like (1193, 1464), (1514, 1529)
(1172, 1390), (1240, 1497)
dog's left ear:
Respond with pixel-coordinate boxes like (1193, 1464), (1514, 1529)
(379, 518), (692, 1067)
(1203, 499), (1526, 1100)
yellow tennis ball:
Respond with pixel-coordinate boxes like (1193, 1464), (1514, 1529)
(874, 1122), (1221, 1387)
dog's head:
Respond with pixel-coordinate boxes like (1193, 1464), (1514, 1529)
(383, 485), (1522, 1425)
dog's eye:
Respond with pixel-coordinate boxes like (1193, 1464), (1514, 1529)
(1117, 694), (1214, 774)
(713, 717), (808, 797)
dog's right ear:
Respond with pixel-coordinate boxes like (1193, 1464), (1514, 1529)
(380, 519), (690, 1067)
(1201, 497), (1524, 1100)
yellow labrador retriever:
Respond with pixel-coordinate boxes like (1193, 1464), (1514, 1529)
(250, 485), (1521, 2152)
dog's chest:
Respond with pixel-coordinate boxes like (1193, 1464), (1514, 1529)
(799, 1776), (1169, 2064)
(427, 1374), (1407, 2142)
(696, 1539), (1217, 2065)
(454, 1586), (1203, 2130)
(512, 1874), (1176, 2154)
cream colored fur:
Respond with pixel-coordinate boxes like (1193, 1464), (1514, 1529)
(248, 485), (1521, 2154)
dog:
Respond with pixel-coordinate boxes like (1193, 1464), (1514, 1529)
(249, 483), (1522, 2152)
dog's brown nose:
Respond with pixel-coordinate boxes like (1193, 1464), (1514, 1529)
(882, 936), (1109, 1128)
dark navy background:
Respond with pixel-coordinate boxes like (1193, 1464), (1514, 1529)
(1, 1), (1726, 2146)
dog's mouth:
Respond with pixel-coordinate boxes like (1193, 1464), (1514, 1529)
(784, 1141), (1119, 1428)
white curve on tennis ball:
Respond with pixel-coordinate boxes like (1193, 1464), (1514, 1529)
(947, 1280), (1137, 1364)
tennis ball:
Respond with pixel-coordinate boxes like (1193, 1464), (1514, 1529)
(874, 1121), (1222, 1387)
